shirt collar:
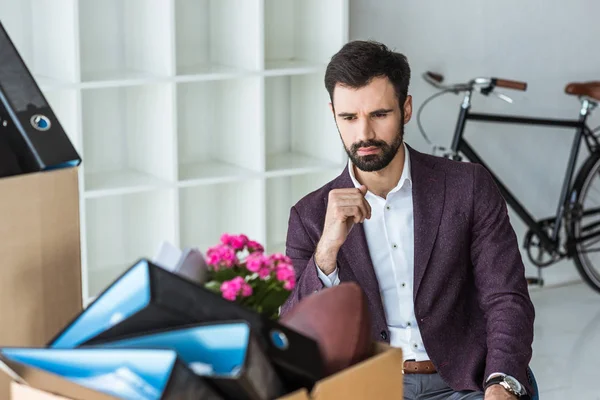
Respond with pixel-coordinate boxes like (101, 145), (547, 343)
(347, 141), (412, 194)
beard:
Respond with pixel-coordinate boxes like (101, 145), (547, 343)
(342, 114), (404, 173)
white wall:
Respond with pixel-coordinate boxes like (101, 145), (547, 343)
(350, 0), (600, 286)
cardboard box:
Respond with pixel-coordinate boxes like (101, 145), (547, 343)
(0, 168), (83, 398)
(279, 342), (404, 400)
(9, 342), (403, 400)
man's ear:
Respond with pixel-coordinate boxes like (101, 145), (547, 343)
(403, 95), (413, 124)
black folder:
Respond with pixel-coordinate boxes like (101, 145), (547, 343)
(48, 259), (324, 393)
(0, 21), (81, 177)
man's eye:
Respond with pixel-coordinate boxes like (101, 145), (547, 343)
(343, 116), (355, 121)
(373, 113), (387, 118)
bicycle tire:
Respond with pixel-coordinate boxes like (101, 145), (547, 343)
(569, 151), (600, 293)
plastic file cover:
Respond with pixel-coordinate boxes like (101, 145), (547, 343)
(49, 259), (153, 349)
(0, 348), (222, 400)
(92, 321), (286, 400)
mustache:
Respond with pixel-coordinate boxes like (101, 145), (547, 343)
(351, 140), (388, 153)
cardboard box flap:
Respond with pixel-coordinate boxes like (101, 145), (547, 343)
(1, 357), (116, 400)
(12, 382), (73, 400)
(278, 342), (404, 400)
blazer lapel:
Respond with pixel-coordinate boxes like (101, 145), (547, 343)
(327, 167), (387, 326)
(408, 146), (446, 300)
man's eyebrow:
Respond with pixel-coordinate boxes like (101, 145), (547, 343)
(337, 109), (394, 118)
(370, 108), (394, 115)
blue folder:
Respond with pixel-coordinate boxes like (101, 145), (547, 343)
(92, 321), (285, 400)
(0, 348), (222, 400)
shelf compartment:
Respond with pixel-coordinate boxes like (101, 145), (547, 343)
(81, 84), (176, 195)
(85, 189), (177, 299)
(264, 0), (347, 71)
(0, 0), (79, 84)
(176, 78), (262, 184)
(174, 0), (261, 76)
(179, 180), (265, 254)
(266, 171), (341, 253)
(265, 73), (345, 175)
(78, 0), (172, 82)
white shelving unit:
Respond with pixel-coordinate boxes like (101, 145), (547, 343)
(1, 0), (349, 303)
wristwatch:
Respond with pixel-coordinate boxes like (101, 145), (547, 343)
(484, 374), (525, 397)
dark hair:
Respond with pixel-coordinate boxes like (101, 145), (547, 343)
(324, 40), (411, 109)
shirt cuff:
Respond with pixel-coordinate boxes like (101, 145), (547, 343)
(486, 372), (506, 382)
(315, 262), (340, 287)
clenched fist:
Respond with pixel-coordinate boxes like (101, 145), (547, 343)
(315, 185), (372, 274)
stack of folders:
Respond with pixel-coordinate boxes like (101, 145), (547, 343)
(0, 258), (326, 400)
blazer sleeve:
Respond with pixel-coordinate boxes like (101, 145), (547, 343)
(469, 163), (535, 390)
(279, 205), (325, 316)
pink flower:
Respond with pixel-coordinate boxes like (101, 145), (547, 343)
(270, 253), (291, 264)
(220, 234), (249, 251)
(258, 267), (271, 279)
(283, 277), (295, 291)
(206, 244), (238, 269)
(220, 277), (252, 301)
(247, 240), (264, 253)
(228, 276), (244, 292)
(230, 235), (248, 251)
(276, 265), (295, 283)
(220, 280), (239, 301)
(219, 233), (234, 246)
(240, 283), (253, 297)
(246, 252), (264, 273)
(275, 262), (296, 291)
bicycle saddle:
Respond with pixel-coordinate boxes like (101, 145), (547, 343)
(565, 81), (600, 101)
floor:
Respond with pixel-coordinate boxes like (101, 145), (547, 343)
(529, 281), (600, 399)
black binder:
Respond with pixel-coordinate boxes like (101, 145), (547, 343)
(48, 259), (324, 393)
(0, 20), (81, 177)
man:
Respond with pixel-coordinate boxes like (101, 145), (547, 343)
(280, 40), (535, 400)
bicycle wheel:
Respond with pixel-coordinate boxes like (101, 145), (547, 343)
(570, 151), (600, 293)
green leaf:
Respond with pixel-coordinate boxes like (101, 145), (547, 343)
(260, 287), (291, 314)
(211, 268), (240, 282)
(204, 280), (221, 293)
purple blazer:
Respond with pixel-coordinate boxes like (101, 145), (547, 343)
(280, 145), (535, 394)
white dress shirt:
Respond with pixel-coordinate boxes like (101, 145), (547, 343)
(317, 142), (431, 362)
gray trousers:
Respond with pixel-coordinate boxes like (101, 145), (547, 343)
(404, 373), (484, 400)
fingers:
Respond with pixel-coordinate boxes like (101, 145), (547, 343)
(329, 187), (371, 221)
(336, 205), (365, 224)
(335, 197), (371, 221)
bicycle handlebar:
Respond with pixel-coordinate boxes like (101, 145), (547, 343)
(423, 71), (528, 93)
(425, 71), (444, 83)
(493, 78), (527, 91)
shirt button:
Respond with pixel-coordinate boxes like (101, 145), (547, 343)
(380, 330), (388, 340)
(407, 322), (412, 327)
(386, 205), (391, 210)
(392, 243), (398, 249)
(401, 282), (406, 288)
(413, 343), (419, 349)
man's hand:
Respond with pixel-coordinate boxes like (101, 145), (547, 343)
(484, 384), (518, 400)
(315, 186), (371, 274)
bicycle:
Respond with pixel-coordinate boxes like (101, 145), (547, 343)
(417, 71), (600, 293)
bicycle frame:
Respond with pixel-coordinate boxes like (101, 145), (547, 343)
(450, 90), (597, 254)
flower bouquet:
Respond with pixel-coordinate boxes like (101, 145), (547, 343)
(203, 234), (296, 320)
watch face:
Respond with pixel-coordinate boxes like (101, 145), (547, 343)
(504, 376), (522, 393)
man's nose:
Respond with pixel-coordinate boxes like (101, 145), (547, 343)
(357, 118), (376, 141)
